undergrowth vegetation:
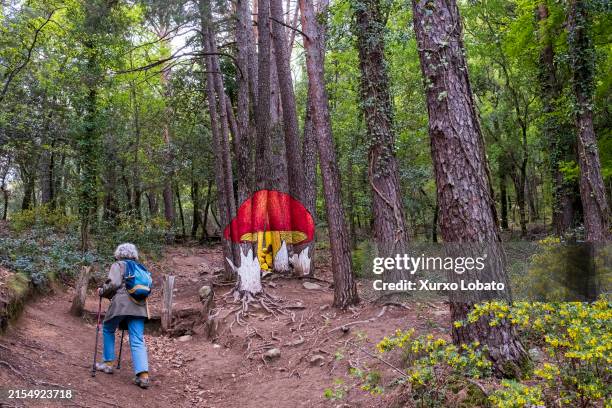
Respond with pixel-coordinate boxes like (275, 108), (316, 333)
(0, 208), (166, 291)
(332, 298), (611, 407)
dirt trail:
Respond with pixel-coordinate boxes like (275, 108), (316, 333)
(0, 245), (451, 408)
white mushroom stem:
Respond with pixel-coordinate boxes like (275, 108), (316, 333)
(227, 248), (262, 299)
(290, 247), (311, 276)
(273, 241), (290, 273)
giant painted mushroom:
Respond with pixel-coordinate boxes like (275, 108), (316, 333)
(224, 189), (314, 271)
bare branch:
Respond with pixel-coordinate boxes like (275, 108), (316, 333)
(269, 16), (309, 41)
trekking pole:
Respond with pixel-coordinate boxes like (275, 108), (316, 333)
(91, 296), (102, 377)
(116, 330), (125, 369)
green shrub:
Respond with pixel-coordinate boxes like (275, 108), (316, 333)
(10, 206), (77, 233)
(95, 214), (165, 262)
(0, 228), (94, 288)
(458, 298), (611, 407)
(352, 239), (376, 278)
(374, 329), (492, 406)
(347, 298), (610, 407)
(488, 380), (544, 408)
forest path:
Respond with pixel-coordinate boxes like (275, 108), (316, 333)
(0, 245), (450, 408)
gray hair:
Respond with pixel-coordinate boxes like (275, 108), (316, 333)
(114, 243), (139, 261)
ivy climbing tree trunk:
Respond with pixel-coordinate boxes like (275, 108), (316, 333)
(568, 0), (610, 242)
(537, 3), (575, 236)
(353, 0), (409, 282)
(300, 0), (358, 308)
(412, 0), (529, 377)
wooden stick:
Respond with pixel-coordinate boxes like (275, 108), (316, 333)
(161, 275), (175, 332)
(70, 266), (93, 317)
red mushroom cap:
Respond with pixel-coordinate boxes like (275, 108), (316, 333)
(223, 190), (315, 244)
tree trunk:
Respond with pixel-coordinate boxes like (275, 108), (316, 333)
(39, 143), (54, 206)
(271, 0), (305, 201)
(191, 178), (200, 239)
(161, 275), (175, 333)
(568, 0), (610, 242)
(2, 189), (7, 220)
(347, 150), (356, 249)
(161, 65), (175, 231)
(527, 173), (538, 222)
(146, 191), (159, 218)
(70, 266), (93, 317)
(175, 184), (185, 237)
(235, 0), (255, 204)
(432, 202), (438, 242)
(21, 170), (35, 211)
(204, 8), (239, 264)
(536, 3), (576, 235)
(353, 0), (409, 282)
(201, 180), (213, 241)
(256, 0), (273, 191)
(500, 172), (508, 230)
(412, 0), (529, 377)
(300, 0), (358, 308)
(199, 0), (237, 279)
(130, 78), (142, 219)
(511, 168), (528, 237)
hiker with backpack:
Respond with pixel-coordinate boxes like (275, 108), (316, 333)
(95, 243), (153, 389)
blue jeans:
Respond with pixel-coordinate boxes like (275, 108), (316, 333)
(103, 316), (148, 375)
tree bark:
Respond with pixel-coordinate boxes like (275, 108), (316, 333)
(271, 0), (305, 201)
(201, 179), (213, 241)
(300, 0), (358, 308)
(412, 0), (528, 377)
(536, 3), (575, 236)
(234, 0), (253, 204)
(70, 266), (93, 317)
(568, 0), (610, 242)
(175, 184), (185, 237)
(301, 88), (318, 274)
(191, 177), (200, 239)
(39, 142), (54, 206)
(130, 76), (142, 219)
(161, 65), (175, 230)
(20, 166), (35, 211)
(500, 171), (508, 230)
(353, 0), (409, 282)
(199, 0), (238, 279)
(146, 191), (159, 218)
(256, 0), (273, 191)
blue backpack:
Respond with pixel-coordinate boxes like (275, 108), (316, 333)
(123, 260), (153, 302)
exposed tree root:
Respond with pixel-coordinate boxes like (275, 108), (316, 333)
(223, 288), (300, 331)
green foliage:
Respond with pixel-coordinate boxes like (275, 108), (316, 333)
(370, 329), (492, 406)
(559, 160), (580, 183)
(323, 378), (348, 401)
(351, 297), (610, 407)
(351, 239), (376, 278)
(510, 236), (612, 301)
(0, 227), (93, 288)
(461, 298), (611, 407)
(349, 367), (383, 395)
(9, 206), (78, 233)
(95, 214), (166, 262)
(488, 380), (544, 408)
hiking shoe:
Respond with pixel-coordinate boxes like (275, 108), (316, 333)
(133, 375), (150, 389)
(95, 362), (113, 374)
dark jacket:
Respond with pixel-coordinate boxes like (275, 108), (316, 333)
(100, 260), (149, 323)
